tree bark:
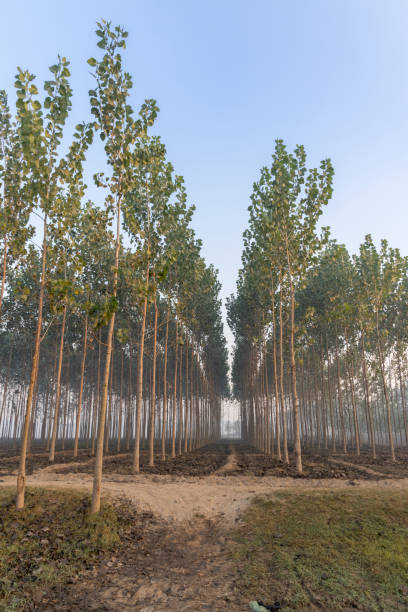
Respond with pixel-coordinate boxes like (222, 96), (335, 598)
(148, 296), (158, 466)
(16, 218), (47, 509)
(74, 315), (88, 457)
(285, 244), (302, 474)
(133, 261), (150, 474)
(161, 304), (170, 460)
(91, 199), (121, 514)
(49, 303), (67, 461)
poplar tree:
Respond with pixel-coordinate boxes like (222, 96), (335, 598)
(87, 21), (135, 513)
(15, 56), (90, 508)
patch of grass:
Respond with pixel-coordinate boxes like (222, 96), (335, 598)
(232, 489), (408, 611)
(0, 487), (127, 610)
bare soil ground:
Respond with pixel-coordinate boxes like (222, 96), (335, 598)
(329, 447), (408, 477)
(225, 444), (379, 480)
(3, 441), (408, 479)
(45, 514), (241, 611)
(0, 442), (231, 477)
(0, 448), (96, 476)
(217, 443), (408, 480)
(2, 442), (408, 610)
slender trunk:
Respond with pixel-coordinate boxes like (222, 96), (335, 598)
(105, 348), (114, 453)
(161, 304), (170, 460)
(335, 334), (347, 453)
(91, 199), (121, 514)
(125, 345), (132, 451)
(279, 276), (289, 463)
(16, 218), (47, 509)
(148, 296), (158, 466)
(397, 353), (408, 446)
(0, 237), (7, 315)
(178, 343), (183, 454)
(74, 316), (88, 457)
(117, 351), (124, 453)
(172, 320), (179, 458)
(285, 244), (302, 474)
(133, 262), (150, 474)
(92, 330), (102, 455)
(49, 303), (67, 461)
(361, 330), (376, 458)
(0, 345), (13, 436)
(271, 290), (281, 460)
(344, 327), (360, 455)
(375, 308), (395, 461)
(320, 339), (328, 450)
(184, 337), (189, 453)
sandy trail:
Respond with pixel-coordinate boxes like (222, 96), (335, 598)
(2, 456), (408, 523)
(216, 443), (239, 474)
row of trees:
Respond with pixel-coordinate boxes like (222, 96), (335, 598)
(228, 140), (408, 473)
(0, 21), (228, 511)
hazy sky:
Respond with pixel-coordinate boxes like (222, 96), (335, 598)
(1, 0), (407, 350)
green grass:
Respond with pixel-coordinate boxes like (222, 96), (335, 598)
(0, 487), (124, 610)
(232, 489), (408, 611)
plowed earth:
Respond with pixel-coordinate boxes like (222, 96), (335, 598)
(3, 441), (408, 479)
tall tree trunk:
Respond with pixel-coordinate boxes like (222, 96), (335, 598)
(326, 335), (336, 452)
(184, 337), (189, 453)
(117, 350), (124, 453)
(360, 329), (376, 458)
(16, 218), (47, 509)
(172, 320), (179, 458)
(0, 237), (7, 315)
(148, 296), (158, 466)
(320, 339), (328, 450)
(335, 334), (347, 453)
(91, 199), (121, 514)
(279, 277), (289, 464)
(161, 304), (170, 460)
(178, 343), (183, 455)
(125, 345), (132, 451)
(74, 315), (88, 457)
(133, 262), (150, 474)
(285, 246), (302, 474)
(49, 303), (67, 461)
(271, 290), (281, 460)
(344, 327), (360, 456)
(375, 309), (395, 461)
(92, 330), (102, 455)
(105, 348), (114, 454)
(397, 352), (408, 446)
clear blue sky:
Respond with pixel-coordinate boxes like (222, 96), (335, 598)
(1, 0), (408, 349)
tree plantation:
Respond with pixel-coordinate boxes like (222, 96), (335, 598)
(2, 18), (408, 612)
(227, 141), (408, 473)
(0, 22), (229, 513)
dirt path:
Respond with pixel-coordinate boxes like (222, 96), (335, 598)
(52, 514), (241, 611)
(4, 446), (408, 610)
(2, 461), (408, 524)
(216, 443), (240, 474)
